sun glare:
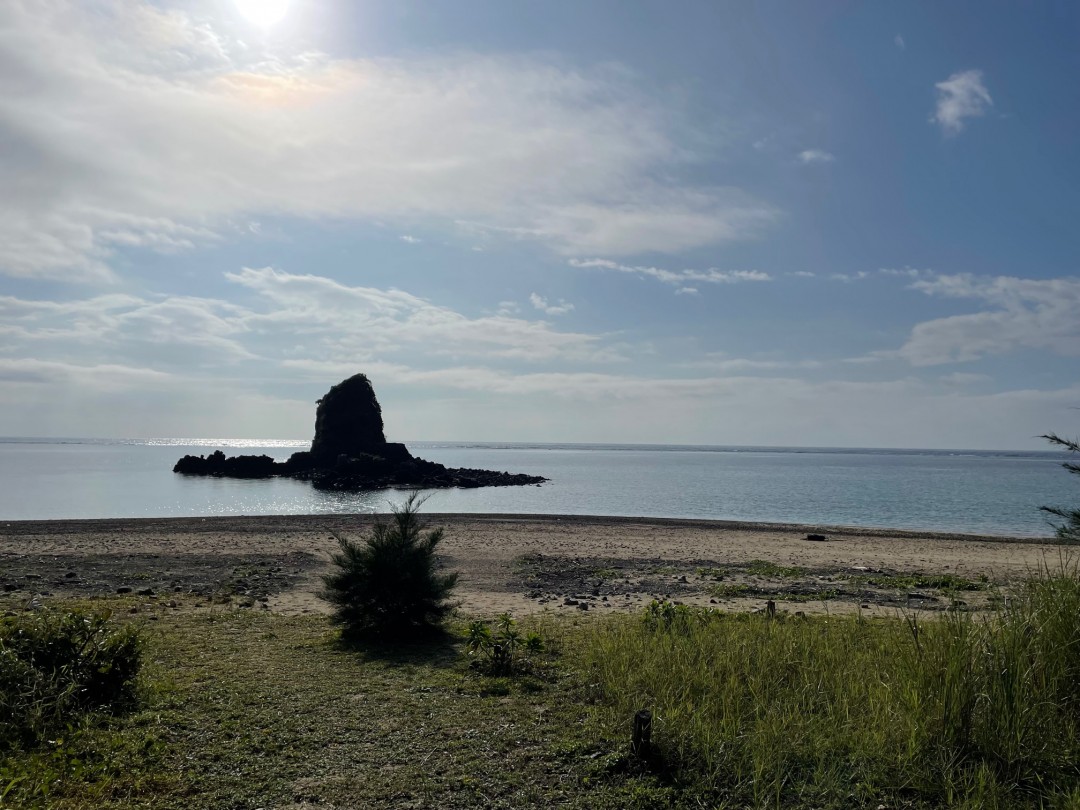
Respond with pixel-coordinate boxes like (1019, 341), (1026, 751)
(234, 0), (291, 27)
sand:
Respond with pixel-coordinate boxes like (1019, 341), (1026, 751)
(1, 513), (1071, 618)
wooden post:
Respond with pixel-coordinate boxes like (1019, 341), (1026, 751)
(631, 709), (652, 757)
(766, 600), (776, 617)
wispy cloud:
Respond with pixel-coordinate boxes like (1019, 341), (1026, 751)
(798, 149), (835, 165)
(569, 258), (771, 290)
(0, 268), (626, 383)
(399, 235), (422, 244)
(931, 70), (993, 136)
(894, 34), (906, 50)
(227, 267), (619, 363)
(0, 1), (777, 281)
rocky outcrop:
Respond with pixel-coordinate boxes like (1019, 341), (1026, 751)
(174, 374), (546, 490)
(309, 374), (388, 463)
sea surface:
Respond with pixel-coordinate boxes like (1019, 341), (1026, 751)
(0, 438), (1074, 537)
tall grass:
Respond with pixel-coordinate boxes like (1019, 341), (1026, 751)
(586, 563), (1080, 808)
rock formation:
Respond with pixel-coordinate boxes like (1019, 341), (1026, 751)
(174, 373), (546, 491)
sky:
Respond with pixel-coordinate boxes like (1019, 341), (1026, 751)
(1, 0), (1078, 449)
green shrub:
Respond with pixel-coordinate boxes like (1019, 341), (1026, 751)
(320, 493), (458, 638)
(0, 609), (142, 750)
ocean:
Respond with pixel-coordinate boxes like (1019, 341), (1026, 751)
(0, 438), (1074, 537)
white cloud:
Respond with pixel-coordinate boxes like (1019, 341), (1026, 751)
(0, 1), (776, 281)
(798, 149), (835, 164)
(897, 274), (1080, 365)
(569, 258), (771, 289)
(675, 287), (699, 296)
(529, 293), (575, 316)
(223, 267), (616, 363)
(931, 70), (993, 136)
(399, 235), (421, 244)
(894, 34), (906, 50)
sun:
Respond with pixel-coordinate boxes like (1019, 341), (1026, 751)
(233, 0), (291, 27)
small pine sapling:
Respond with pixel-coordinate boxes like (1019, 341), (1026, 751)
(320, 493), (458, 638)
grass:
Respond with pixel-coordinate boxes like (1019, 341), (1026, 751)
(5, 563), (1080, 808)
(587, 561), (1080, 809)
(0, 604), (671, 809)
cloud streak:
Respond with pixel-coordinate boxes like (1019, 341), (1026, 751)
(569, 258), (771, 290)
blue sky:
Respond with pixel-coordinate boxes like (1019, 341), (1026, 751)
(1, 0), (1078, 449)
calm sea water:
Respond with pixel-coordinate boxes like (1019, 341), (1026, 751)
(0, 438), (1074, 537)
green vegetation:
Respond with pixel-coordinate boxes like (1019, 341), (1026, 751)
(1, 609), (141, 750)
(7, 565), (1080, 808)
(319, 493), (458, 638)
(0, 609), (146, 809)
(1042, 431), (1080, 542)
(588, 563), (1080, 808)
(591, 567), (620, 581)
(0, 607), (634, 810)
(465, 612), (547, 676)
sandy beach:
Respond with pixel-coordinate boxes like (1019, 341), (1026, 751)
(1, 513), (1070, 618)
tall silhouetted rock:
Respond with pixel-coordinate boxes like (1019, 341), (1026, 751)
(310, 373), (386, 463)
(173, 373), (546, 490)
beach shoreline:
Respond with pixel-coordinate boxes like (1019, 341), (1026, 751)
(1, 514), (1070, 618)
